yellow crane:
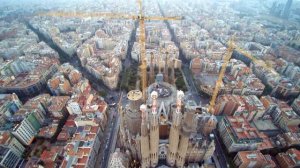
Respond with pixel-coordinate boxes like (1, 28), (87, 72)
(208, 38), (277, 114)
(207, 39), (234, 115)
(39, 0), (182, 100)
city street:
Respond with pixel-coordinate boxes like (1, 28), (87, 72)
(94, 107), (116, 168)
(182, 64), (210, 106)
(96, 107), (120, 168)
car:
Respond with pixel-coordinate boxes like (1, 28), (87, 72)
(109, 103), (116, 107)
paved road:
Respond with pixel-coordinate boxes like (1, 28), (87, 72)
(99, 109), (119, 168)
(94, 92), (124, 168)
(98, 22), (137, 168)
(94, 107), (116, 168)
(103, 113), (120, 168)
(182, 65), (210, 106)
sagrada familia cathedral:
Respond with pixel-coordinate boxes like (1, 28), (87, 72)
(117, 76), (217, 167)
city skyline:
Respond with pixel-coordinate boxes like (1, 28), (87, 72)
(0, 0), (300, 168)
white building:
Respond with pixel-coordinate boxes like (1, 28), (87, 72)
(66, 102), (82, 115)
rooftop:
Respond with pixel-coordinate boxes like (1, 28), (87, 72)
(0, 57), (59, 89)
(282, 110), (300, 120)
(40, 146), (64, 168)
(38, 123), (58, 138)
(252, 119), (279, 131)
(237, 150), (266, 163)
(225, 116), (262, 141)
(127, 90), (143, 101)
(48, 96), (70, 112)
(0, 132), (10, 145)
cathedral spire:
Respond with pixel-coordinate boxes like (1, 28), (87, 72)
(167, 90), (184, 166)
(140, 104), (150, 168)
(149, 91), (159, 167)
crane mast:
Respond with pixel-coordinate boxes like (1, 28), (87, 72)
(208, 39), (234, 114)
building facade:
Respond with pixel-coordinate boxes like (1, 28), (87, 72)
(0, 146), (21, 168)
(12, 112), (42, 146)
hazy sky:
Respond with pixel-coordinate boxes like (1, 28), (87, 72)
(0, 0), (300, 10)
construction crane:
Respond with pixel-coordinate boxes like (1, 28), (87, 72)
(39, 0), (182, 100)
(207, 39), (234, 115)
(208, 38), (277, 114)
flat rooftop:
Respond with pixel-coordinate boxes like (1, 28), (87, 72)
(252, 119), (279, 131)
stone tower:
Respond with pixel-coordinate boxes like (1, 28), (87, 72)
(176, 110), (197, 167)
(149, 91), (159, 167)
(140, 104), (150, 168)
(167, 90), (184, 166)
